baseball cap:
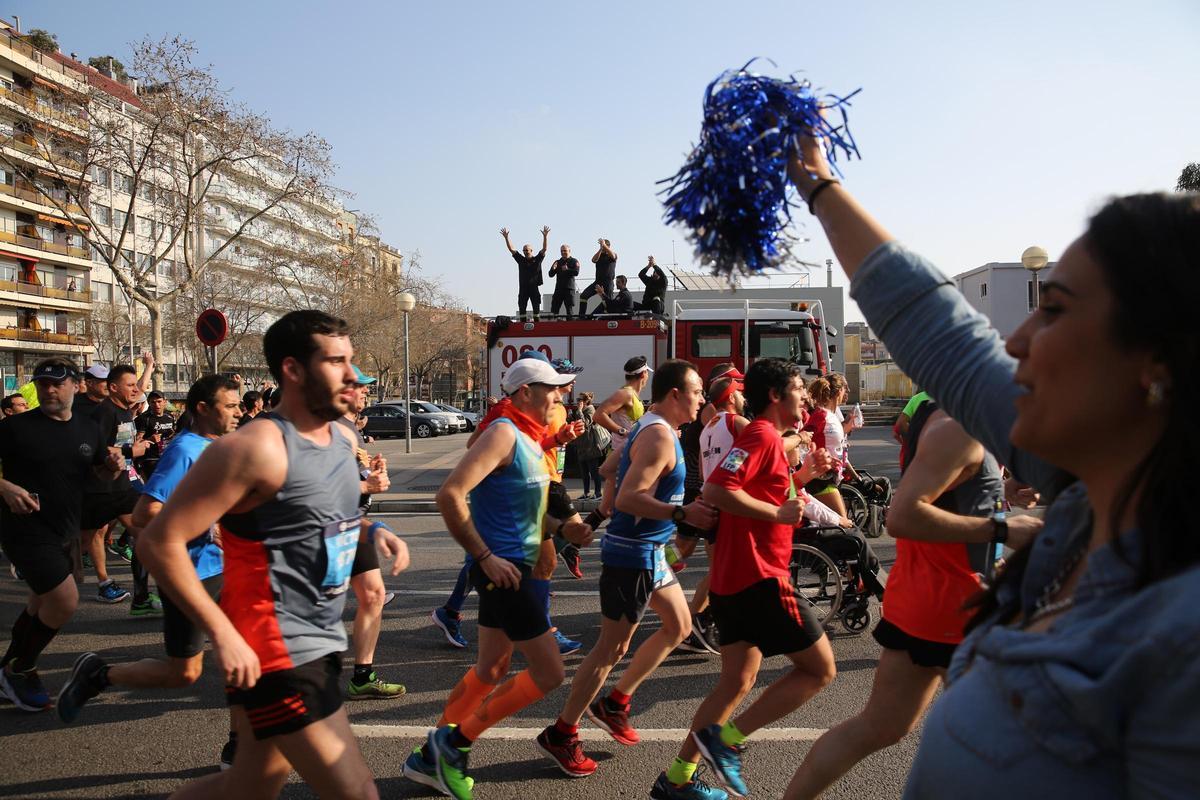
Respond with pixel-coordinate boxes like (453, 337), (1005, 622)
(32, 362), (79, 382)
(502, 360), (577, 394)
(707, 363), (743, 386)
(147, 391), (164, 401)
(551, 358), (584, 375)
(352, 365), (377, 385)
(84, 364), (109, 380)
(517, 350), (552, 365)
(623, 356), (652, 375)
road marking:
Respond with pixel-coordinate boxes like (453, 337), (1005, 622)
(387, 588), (603, 597)
(352, 724), (827, 742)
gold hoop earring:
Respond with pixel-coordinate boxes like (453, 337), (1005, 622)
(1147, 382), (1166, 407)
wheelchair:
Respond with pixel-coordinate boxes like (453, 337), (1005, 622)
(790, 524), (886, 635)
(838, 469), (893, 539)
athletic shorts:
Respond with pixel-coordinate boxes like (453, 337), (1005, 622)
(161, 575), (223, 659)
(675, 486), (716, 541)
(547, 480), (576, 524)
(469, 558), (551, 642)
(1, 532), (75, 595)
(872, 618), (958, 670)
(225, 652), (343, 740)
(80, 490), (140, 531)
(710, 577), (824, 657)
(350, 537), (379, 577)
(599, 563), (679, 624)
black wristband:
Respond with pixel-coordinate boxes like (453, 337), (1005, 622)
(991, 518), (1009, 544)
(806, 179), (840, 214)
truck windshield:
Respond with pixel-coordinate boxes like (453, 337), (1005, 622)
(751, 323), (817, 364)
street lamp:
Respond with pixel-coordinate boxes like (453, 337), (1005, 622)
(1021, 246), (1049, 311)
(397, 291), (416, 453)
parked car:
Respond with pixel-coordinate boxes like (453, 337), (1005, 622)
(361, 404), (447, 439)
(383, 400), (468, 433)
(435, 403), (479, 431)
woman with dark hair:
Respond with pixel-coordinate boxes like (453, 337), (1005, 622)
(783, 134), (1200, 797)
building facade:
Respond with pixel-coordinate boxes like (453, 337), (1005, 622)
(953, 261), (1053, 338)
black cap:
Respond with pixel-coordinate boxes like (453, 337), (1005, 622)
(32, 362), (78, 382)
(147, 391), (164, 401)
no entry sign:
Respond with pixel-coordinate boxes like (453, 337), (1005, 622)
(195, 308), (228, 347)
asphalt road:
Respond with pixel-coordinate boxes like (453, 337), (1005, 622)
(0, 428), (913, 800)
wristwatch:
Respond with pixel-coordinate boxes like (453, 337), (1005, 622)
(991, 515), (1009, 544)
(671, 505), (688, 524)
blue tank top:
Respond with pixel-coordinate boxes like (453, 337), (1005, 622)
(604, 413), (686, 569)
(468, 417), (549, 567)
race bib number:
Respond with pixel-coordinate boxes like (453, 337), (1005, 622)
(719, 448), (749, 473)
(652, 545), (671, 586)
(556, 448), (566, 475)
(321, 518), (361, 595)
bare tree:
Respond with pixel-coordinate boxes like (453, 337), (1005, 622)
(0, 36), (336, 389)
(1179, 163), (1200, 192)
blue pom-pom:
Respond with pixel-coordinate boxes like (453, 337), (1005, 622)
(659, 61), (860, 277)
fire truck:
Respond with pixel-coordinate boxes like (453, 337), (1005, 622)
(485, 299), (837, 400)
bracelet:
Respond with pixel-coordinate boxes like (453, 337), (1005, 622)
(806, 179), (840, 214)
(475, 549), (493, 562)
(367, 521), (389, 542)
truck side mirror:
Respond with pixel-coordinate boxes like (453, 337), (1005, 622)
(826, 325), (838, 337)
(797, 350), (815, 366)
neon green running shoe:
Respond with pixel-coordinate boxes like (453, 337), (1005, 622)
(428, 724), (474, 800)
(347, 672), (406, 699)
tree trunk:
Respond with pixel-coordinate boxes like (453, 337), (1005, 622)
(147, 301), (164, 391)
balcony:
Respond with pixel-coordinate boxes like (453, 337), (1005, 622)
(0, 84), (88, 132)
(0, 224), (89, 261)
(0, 133), (85, 174)
(0, 326), (89, 346)
(0, 181), (86, 217)
(0, 278), (90, 304)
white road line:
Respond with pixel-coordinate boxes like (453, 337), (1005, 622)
(352, 724), (827, 742)
(388, 588), (602, 597)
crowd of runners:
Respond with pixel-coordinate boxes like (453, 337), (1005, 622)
(0, 146), (1196, 800)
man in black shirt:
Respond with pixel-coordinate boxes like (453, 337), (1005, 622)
(0, 357), (121, 711)
(549, 244), (581, 319)
(82, 364), (156, 614)
(638, 256), (668, 315)
(502, 225), (550, 322)
(1, 393), (27, 416)
(592, 274), (635, 316)
(77, 364), (110, 419)
(581, 238), (618, 317)
(135, 391), (176, 480)
(237, 389), (263, 427)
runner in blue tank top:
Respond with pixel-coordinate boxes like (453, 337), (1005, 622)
(137, 311), (407, 800)
(536, 360), (719, 782)
(405, 357), (594, 800)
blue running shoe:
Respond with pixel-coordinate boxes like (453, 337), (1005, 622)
(401, 745), (441, 790)
(0, 665), (50, 712)
(554, 629), (582, 655)
(432, 607), (468, 649)
(428, 724), (474, 800)
(97, 580), (131, 604)
(56, 652), (107, 723)
(650, 769), (729, 800)
(693, 725), (748, 797)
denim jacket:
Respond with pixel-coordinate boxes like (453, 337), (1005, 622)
(850, 242), (1200, 799)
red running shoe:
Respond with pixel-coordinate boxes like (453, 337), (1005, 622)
(536, 728), (597, 777)
(560, 545), (585, 580)
(586, 698), (641, 745)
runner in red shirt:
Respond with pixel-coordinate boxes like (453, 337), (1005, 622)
(652, 358), (835, 800)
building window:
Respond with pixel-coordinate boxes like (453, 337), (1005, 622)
(114, 172), (134, 194)
(1027, 279), (1036, 312)
(691, 325), (733, 358)
(92, 204), (112, 226)
(113, 209), (128, 231)
(138, 182), (155, 202)
(120, 248), (135, 267)
(91, 280), (113, 303)
(90, 166), (110, 188)
(157, 258), (173, 277)
(980, 282), (988, 298)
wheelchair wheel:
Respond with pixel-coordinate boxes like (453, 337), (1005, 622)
(840, 599), (872, 634)
(839, 483), (870, 529)
(864, 503), (885, 539)
(790, 544), (844, 628)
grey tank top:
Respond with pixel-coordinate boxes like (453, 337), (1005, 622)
(218, 413), (363, 672)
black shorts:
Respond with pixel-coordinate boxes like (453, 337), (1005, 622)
(710, 577), (825, 657)
(872, 618), (957, 670)
(226, 653), (344, 740)
(547, 480), (577, 525)
(80, 490), (140, 531)
(161, 575), (223, 659)
(675, 486), (716, 541)
(350, 538), (379, 577)
(599, 563), (679, 624)
(1, 533), (75, 595)
(469, 559), (551, 642)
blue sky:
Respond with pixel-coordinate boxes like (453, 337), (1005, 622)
(17, 0), (1200, 321)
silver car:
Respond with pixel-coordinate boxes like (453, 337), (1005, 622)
(382, 400), (467, 433)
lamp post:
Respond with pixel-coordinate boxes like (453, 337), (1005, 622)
(1021, 246), (1049, 311)
(397, 292), (416, 453)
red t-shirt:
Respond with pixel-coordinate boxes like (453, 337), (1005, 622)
(706, 418), (793, 595)
(883, 539), (982, 644)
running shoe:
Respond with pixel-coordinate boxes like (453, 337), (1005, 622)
(586, 697), (640, 745)
(219, 732), (237, 771)
(559, 544), (584, 579)
(554, 630), (582, 655)
(347, 672), (406, 699)
(428, 724), (474, 800)
(535, 727), (596, 777)
(97, 580), (131, 604)
(692, 724), (748, 797)
(432, 607), (468, 648)
(382, 590), (397, 608)
(0, 666), (50, 712)
(677, 631), (717, 656)
(130, 593), (163, 617)
(107, 541), (133, 563)
(650, 769), (729, 800)
(691, 616), (720, 655)
(56, 652), (107, 723)
(402, 745), (441, 790)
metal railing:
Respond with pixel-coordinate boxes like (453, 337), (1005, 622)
(0, 30), (90, 86)
(0, 326), (89, 345)
(0, 181), (86, 215)
(0, 278), (90, 302)
(0, 133), (85, 173)
(0, 226), (89, 260)
(0, 84), (87, 130)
